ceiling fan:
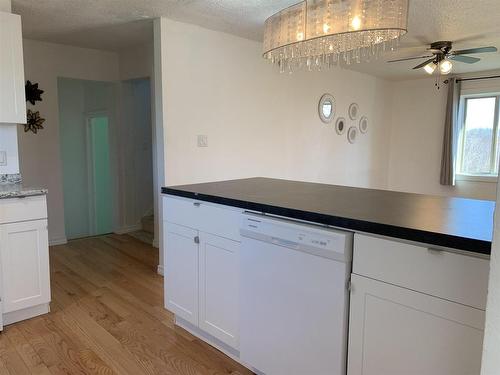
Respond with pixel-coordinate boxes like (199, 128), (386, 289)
(387, 41), (498, 75)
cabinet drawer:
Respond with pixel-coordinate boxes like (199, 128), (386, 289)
(0, 196), (47, 224)
(163, 195), (242, 241)
(353, 234), (489, 310)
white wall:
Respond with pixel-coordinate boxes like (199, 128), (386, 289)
(0, 0), (11, 13)
(387, 76), (498, 201)
(482, 181), (500, 374)
(0, 125), (19, 174)
(162, 19), (393, 189)
(19, 39), (119, 244)
(119, 43), (153, 81)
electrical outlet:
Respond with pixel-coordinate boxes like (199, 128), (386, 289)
(197, 135), (208, 147)
(0, 151), (7, 166)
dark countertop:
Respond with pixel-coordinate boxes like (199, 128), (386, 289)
(162, 177), (495, 255)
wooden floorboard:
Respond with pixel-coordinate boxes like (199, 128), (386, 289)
(1, 234), (253, 375)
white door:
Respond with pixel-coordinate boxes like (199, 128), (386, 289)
(164, 222), (199, 326)
(348, 274), (485, 375)
(199, 232), (239, 349)
(0, 220), (50, 313)
(0, 12), (26, 124)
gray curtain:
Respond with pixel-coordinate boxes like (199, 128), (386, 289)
(440, 77), (461, 186)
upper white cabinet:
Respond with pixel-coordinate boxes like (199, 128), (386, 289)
(0, 11), (26, 124)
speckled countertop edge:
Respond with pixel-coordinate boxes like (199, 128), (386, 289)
(0, 174), (47, 199)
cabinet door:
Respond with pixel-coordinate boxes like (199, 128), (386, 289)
(0, 12), (26, 124)
(164, 222), (199, 326)
(348, 274), (485, 375)
(199, 232), (239, 349)
(0, 220), (50, 313)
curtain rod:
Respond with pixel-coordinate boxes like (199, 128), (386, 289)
(445, 75), (500, 84)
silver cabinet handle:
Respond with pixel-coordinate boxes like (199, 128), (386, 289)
(194, 236), (200, 244)
(193, 202), (201, 207)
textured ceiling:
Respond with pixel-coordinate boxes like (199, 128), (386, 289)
(12, 0), (296, 51)
(12, 0), (500, 79)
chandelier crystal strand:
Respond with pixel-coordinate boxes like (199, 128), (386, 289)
(263, 0), (409, 72)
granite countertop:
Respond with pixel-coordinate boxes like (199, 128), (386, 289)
(0, 174), (47, 199)
(162, 177), (495, 255)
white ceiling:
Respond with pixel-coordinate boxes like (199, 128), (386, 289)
(12, 0), (500, 79)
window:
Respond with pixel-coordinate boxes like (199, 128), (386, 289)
(457, 94), (500, 179)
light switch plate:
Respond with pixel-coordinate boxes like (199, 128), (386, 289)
(0, 151), (7, 166)
(197, 135), (208, 147)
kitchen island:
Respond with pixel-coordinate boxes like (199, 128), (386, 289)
(162, 177), (493, 375)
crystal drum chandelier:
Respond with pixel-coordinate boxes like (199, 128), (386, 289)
(263, 0), (409, 72)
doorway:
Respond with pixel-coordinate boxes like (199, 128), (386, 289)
(58, 78), (116, 240)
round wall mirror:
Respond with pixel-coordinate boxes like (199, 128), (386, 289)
(318, 94), (336, 123)
(359, 116), (368, 134)
(348, 103), (360, 120)
(335, 117), (346, 135)
(347, 126), (358, 144)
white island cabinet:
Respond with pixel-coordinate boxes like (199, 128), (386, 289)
(162, 192), (490, 375)
(348, 234), (489, 375)
(0, 195), (51, 328)
(0, 11), (27, 124)
(163, 196), (242, 351)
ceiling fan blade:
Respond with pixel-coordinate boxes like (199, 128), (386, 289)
(387, 55), (433, 63)
(448, 55), (481, 64)
(453, 46), (498, 55)
(413, 58), (436, 70)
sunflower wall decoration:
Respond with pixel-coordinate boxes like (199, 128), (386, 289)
(25, 109), (45, 134)
(25, 80), (44, 105)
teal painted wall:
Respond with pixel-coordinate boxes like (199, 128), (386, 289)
(90, 116), (113, 235)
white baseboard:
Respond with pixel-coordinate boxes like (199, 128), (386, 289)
(3, 303), (50, 326)
(114, 224), (142, 234)
(157, 265), (164, 276)
(49, 237), (68, 246)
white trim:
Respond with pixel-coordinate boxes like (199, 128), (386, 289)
(3, 303), (50, 326)
(153, 18), (167, 272)
(114, 224), (142, 234)
(49, 237), (68, 246)
(157, 264), (164, 276)
(456, 174), (498, 183)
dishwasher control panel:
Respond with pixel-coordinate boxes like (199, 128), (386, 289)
(240, 213), (353, 261)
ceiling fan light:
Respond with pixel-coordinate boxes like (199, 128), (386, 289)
(439, 59), (453, 75)
(423, 62), (436, 74)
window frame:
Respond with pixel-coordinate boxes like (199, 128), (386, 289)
(456, 93), (500, 182)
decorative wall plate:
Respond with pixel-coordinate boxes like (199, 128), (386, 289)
(347, 126), (358, 144)
(359, 116), (368, 134)
(318, 94), (336, 123)
(348, 103), (360, 120)
(335, 117), (347, 135)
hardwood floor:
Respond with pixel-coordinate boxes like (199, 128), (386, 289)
(0, 234), (253, 375)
